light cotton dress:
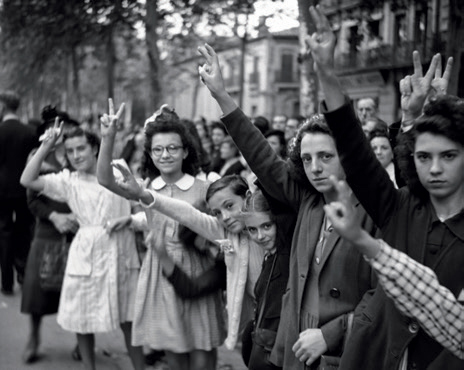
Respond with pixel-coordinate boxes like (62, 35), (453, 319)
(40, 169), (140, 333)
(131, 174), (227, 352)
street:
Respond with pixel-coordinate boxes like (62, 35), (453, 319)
(0, 288), (246, 370)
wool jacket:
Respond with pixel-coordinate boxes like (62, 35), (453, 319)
(323, 101), (464, 370)
(221, 108), (377, 369)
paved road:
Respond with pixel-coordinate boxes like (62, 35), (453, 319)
(0, 287), (247, 370)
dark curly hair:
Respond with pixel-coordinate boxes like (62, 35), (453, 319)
(141, 104), (200, 180)
(395, 95), (464, 200)
(287, 113), (333, 189)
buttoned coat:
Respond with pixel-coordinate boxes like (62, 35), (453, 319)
(324, 102), (464, 370)
(221, 109), (377, 369)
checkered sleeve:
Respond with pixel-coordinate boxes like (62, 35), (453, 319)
(369, 239), (464, 359)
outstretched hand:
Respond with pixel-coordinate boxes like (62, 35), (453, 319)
(100, 98), (125, 138)
(198, 44), (226, 98)
(305, 5), (336, 73)
(400, 51), (440, 123)
(111, 160), (145, 201)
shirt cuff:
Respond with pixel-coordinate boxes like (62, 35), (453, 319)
(139, 189), (157, 208)
(366, 239), (394, 269)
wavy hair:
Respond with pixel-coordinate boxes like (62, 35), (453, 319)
(396, 95), (464, 199)
(287, 113), (333, 189)
(141, 105), (200, 180)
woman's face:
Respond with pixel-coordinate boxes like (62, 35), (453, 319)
(150, 132), (187, 179)
(266, 135), (284, 157)
(64, 135), (97, 173)
(220, 141), (237, 160)
(195, 123), (206, 139)
(370, 136), (393, 168)
(208, 186), (245, 233)
(244, 211), (276, 253)
(211, 128), (226, 147)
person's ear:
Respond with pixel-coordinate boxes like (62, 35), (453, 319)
(183, 147), (189, 160)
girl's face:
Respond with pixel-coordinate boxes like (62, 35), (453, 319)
(64, 135), (97, 173)
(220, 142), (237, 160)
(244, 211), (276, 253)
(414, 132), (464, 202)
(150, 132), (187, 180)
(208, 186), (246, 233)
(370, 136), (393, 168)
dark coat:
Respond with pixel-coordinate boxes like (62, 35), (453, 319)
(221, 108), (377, 370)
(324, 102), (464, 370)
(0, 118), (36, 198)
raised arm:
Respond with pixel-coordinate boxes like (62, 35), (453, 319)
(198, 44), (303, 209)
(96, 98), (136, 200)
(20, 118), (63, 192)
(305, 5), (345, 111)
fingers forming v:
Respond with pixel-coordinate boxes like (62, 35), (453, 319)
(109, 98), (115, 116)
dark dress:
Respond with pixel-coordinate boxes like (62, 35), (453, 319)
(21, 155), (74, 315)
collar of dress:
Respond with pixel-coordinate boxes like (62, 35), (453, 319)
(151, 173), (195, 191)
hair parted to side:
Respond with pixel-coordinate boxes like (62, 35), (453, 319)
(141, 104), (200, 180)
(287, 113), (333, 188)
(241, 189), (273, 220)
(205, 174), (249, 203)
(0, 90), (20, 112)
(396, 95), (464, 199)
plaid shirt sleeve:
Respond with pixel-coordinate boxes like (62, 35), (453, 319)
(368, 239), (464, 359)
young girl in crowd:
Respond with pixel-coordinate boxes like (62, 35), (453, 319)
(145, 184), (294, 370)
(19, 115), (143, 370)
(98, 102), (226, 370)
(197, 44), (377, 370)
(307, 5), (464, 369)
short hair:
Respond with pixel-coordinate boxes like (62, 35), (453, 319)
(63, 126), (101, 164)
(368, 128), (390, 142)
(205, 174), (249, 203)
(287, 113), (333, 188)
(210, 121), (228, 135)
(396, 95), (464, 199)
(252, 116), (270, 135)
(220, 136), (240, 157)
(142, 104), (200, 179)
(357, 97), (377, 109)
(264, 129), (287, 157)
(0, 91), (20, 112)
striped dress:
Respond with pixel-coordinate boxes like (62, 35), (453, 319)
(40, 169), (140, 333)
(131, 174), (227, 352)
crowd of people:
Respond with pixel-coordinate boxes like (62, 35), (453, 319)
(1, 5), (464, 370)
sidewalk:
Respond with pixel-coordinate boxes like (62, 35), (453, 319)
(0, 287), (247, 370)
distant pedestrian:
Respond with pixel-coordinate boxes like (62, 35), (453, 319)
(0, 91), (36, 295)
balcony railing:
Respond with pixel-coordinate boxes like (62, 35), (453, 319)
(335, 40), (447, 71)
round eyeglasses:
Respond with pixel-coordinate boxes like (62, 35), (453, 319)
(151, 145), (184, 157)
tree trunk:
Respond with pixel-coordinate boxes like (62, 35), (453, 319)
(106, 24), (115, 100)
(297, 0), (318, 117)
(71, 45), (81, 115)
(145, 0), (162, 112)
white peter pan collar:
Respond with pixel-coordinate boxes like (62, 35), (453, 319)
(151, 173), (195, 191)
